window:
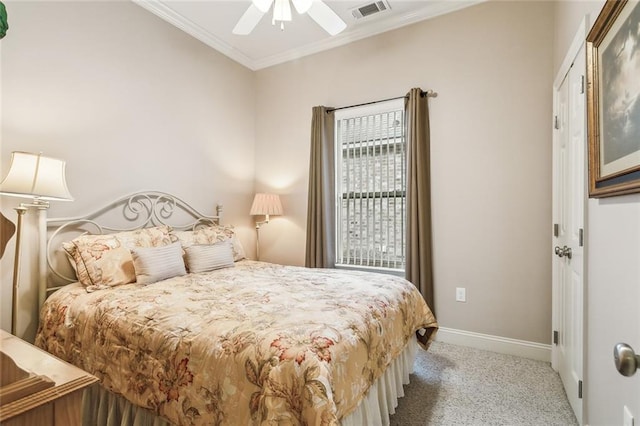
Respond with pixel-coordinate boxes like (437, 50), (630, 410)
(335, 99), (406, 271)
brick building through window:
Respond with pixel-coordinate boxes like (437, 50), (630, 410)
(335, 99), (405, 271)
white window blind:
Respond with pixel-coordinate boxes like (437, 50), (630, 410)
(335, 99), (406, 271)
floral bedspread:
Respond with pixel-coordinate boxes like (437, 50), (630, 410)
(35, 261), (438, 425)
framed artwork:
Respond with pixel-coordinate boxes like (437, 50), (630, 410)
(586, 0), (640, 197)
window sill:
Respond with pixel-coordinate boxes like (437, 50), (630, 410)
(334, 264), (405, 277)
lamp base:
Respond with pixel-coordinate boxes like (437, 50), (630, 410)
(255, 225), (261, 261)
(254, 215), (270, 261)
(11, 207), (27, 336)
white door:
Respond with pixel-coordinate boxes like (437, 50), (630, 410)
(552, 43), (586, 424)
(588, 196), (640, 424)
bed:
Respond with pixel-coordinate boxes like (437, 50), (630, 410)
(33, 191), (438, 426)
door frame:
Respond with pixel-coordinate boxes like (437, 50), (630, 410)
(551, 15), (589, 425)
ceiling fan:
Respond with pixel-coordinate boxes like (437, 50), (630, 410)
(233, 0), (347, 36)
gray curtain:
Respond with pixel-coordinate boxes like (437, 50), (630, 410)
(405, 88), (434, 312)
(305, 106), (335, 268)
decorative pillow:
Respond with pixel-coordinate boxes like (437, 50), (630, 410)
(131, 242), (186, 285)
(62, 225), (173, 291)
(172, 224), (246, 261)
(185, 241), (235, 274)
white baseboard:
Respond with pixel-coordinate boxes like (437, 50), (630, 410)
(434, 327), (552, 363)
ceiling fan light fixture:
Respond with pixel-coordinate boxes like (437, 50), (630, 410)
(235, 0), (346, 36)
(272, 0), (292, 29)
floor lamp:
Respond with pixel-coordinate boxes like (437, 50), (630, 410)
(0, 151), (73, 335)
(249, 193), (283, 260)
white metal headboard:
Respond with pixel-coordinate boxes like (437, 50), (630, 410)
(40, 191), (222, 309)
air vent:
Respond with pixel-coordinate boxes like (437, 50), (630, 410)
(351, 0), (391, 20)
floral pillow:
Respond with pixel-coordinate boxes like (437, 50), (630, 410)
(172, 224), (246, 261)
(62, 225), (173, 291)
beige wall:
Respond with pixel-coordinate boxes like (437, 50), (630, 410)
(0, 1), (257, 340)
(255, 1), (555, 344)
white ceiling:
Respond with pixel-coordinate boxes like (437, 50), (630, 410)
(133, 0), (484, 70)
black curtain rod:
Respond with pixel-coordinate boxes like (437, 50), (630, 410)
(327, 90), (437, 113)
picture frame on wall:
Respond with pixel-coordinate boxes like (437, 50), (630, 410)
(586, 0), (640, 198)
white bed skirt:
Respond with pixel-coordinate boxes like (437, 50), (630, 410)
(341, 335), (418, 426)
(82, 335), (419, 426)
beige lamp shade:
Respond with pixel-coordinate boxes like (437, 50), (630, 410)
(250, 193), (283, 216)
(0, 151), (73, 201)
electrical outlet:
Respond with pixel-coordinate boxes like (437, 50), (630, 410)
(624, 405), (634, 426)
(455, 287), (466, 302)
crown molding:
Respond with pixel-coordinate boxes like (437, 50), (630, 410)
(133, 0), (486, 71)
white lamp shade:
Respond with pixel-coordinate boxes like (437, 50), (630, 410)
(250, 193), (283, 216)
(0, 151), (73, 201)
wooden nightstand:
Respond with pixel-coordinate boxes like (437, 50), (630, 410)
(0, 329), (99, 426)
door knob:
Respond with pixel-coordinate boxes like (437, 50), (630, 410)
(563, 246), (572, 259)
(614, 343), (640, 377)
(554, 246), (572, 259)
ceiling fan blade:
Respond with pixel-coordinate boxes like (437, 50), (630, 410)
(232, 4), (267, 35)
(307, 1), (346, 36)
(291, 0), (312, 14)
(252, 0), (274, 13)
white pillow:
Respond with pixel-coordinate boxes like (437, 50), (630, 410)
(131, 242), (186, 284)
(185, 241), (235, 273)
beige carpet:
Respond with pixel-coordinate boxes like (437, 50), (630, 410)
(389, 341), (578, 425)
